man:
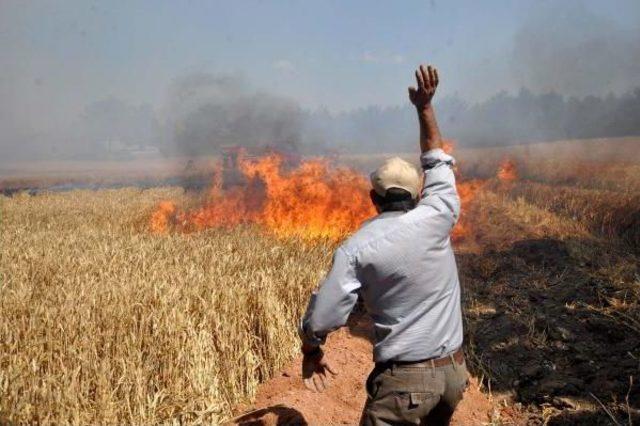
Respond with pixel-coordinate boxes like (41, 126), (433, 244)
(299, 64), (468, 425)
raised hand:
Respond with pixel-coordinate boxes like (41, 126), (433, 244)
(409, 64), (443, 151)
(408, 64), (439, 110)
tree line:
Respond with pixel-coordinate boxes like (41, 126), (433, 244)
(303, 87), (640, 154)
(6, 86), (639, 162)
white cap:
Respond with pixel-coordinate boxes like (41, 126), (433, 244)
(370, 157), (421, 199)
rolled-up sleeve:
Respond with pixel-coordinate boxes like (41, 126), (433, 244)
(418, 148), (460, 228)
(299, 247), (361, 347)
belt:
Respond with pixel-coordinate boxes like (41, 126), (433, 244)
(377, 348), (464, 369)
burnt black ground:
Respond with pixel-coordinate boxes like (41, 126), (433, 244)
(459, 237), (640, 425)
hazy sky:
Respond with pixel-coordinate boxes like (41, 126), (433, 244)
(1, 0), (639, 138)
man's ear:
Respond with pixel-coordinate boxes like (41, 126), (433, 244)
(369, 189), (382, 213)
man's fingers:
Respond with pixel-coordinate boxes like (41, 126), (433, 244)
(303, 377), (315, 392)
(427, 66), (436, 87)
(415, 70), (425, 90)
(317, 373), (328, 392)
(312, 375), (324, 392)
(433, 67), (439, 87)
(324, 362), (338, 376)
(420, 65), (431, 90)
(408, 86), (417, 101)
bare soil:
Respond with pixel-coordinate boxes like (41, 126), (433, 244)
(230, 315), (498, 425)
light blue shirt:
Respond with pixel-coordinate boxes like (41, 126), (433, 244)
(300, 148), (463, 362)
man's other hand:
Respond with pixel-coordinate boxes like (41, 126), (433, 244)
(408, 64), (439, 110)
(302, 349), (338, 392)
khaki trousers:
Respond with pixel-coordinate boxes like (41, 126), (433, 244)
(360, 356), (469, 426)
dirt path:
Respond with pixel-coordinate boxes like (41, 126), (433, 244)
(230, 316), (498, 425)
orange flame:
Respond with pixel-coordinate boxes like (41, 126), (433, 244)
(497, 158), (518, 183)
(451, 179), (484, 241)
(150, 145), (491, 243)
(243, 156), (375, 240)
(151, 155), (375, 241)
(150, 201), (177, 234)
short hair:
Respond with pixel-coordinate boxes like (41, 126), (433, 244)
(370, 187), (417, 212)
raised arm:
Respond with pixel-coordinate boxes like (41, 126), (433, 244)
(409, 64), (460, 228)
(408, 64), (443, 153)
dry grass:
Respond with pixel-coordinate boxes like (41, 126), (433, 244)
(0, 188), (332, 424)
(503, 182), (640, 250)
(456, 137), (640, 192)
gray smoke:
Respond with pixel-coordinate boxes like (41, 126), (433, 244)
(160, 73), (302, 156)
(510, 1), (640, 98)
(2, 2), (639, 164)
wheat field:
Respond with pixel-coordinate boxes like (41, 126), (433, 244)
(1, 139), (639, 424)
(0, 188), (333, 424)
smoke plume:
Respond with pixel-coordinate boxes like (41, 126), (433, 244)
(510, 2), (640, 98)
(161, 73), (302, 156)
